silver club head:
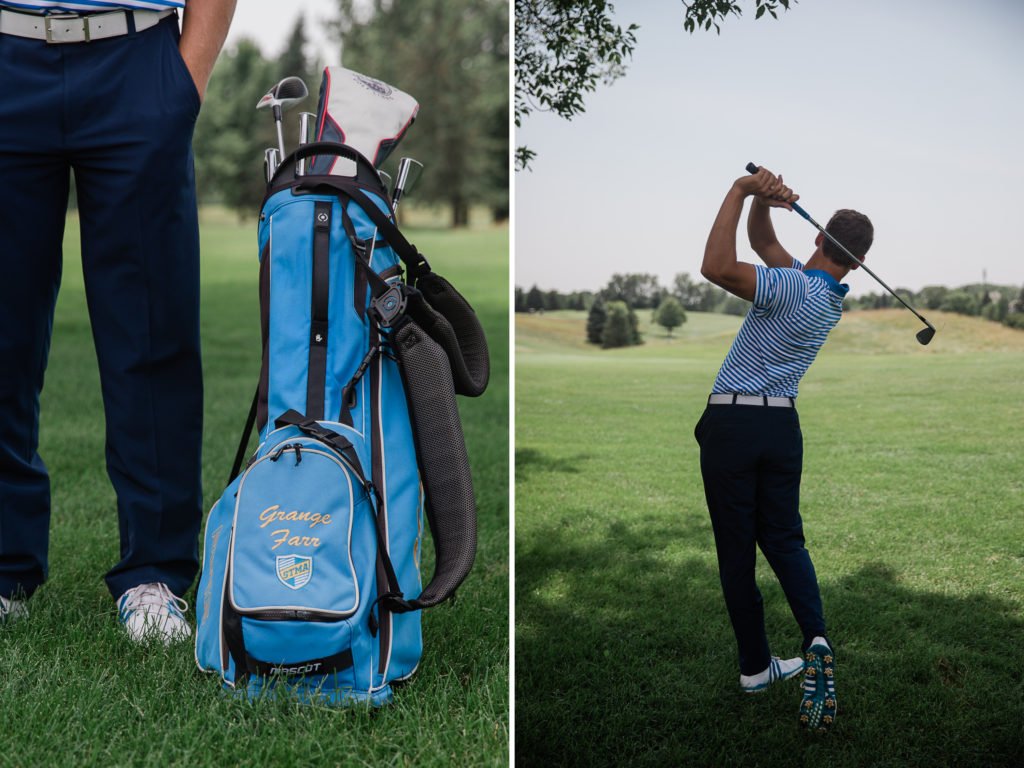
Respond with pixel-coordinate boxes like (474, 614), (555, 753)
(391, 158), (424, 212)
(257, 77), (309, 158)
(379, 170), (392, 189)
(256, 76), (309, 112)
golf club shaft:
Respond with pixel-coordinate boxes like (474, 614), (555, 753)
(297, 112), (314, 175)
(745, 163), (934, 331)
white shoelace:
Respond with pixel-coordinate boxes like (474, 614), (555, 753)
(119, 583), (189, 631)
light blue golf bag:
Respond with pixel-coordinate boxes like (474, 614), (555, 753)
(194, 139), (488, 706)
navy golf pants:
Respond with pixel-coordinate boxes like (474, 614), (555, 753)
(695, 403), (827, 675)
(0, 15), (203, 601)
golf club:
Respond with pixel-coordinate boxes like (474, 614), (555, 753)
(379, 170), (393, 190)
(256, 76), (309, 158)
(746, 163), (936, 345)
(264, 147), (279, 183)
(296, 112), (315, 175)
(391, 157), (424, 212)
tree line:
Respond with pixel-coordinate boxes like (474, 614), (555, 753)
(516, 274), (1024, 348)
(192, 0), (508, 226)
(515, 272), (750, 348)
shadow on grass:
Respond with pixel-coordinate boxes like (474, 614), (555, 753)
(515, 448), (592, 480)
(516, 520), (1024, 767)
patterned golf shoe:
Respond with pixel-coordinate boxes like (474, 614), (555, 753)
(799, 640), (836, 732)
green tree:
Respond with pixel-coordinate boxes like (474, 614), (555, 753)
(331, 0), (508, 226)
(586, 299), (607, 344)
(514, 286), (526, 313)
(919, 285), (949, 310)
(654, 296), (686, 337)
(602, 301), (634, 348)
(601, 273), (662, 309)
(940, 290), (980, 316)
(274, 16), (321, 153)
(192, 40), (278, 214)
(516, 0), (794, 169)
(526, 284), (545, 312)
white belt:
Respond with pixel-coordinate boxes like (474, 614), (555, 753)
(708, 393), (795, 408)
(0, 8), (174, 44)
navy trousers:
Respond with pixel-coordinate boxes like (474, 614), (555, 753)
(695, 403), (827, 675)
(0, 15), (203, 601)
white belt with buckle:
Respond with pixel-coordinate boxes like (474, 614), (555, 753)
(0, 8), (174, 44)
(708, 393), (795, 408)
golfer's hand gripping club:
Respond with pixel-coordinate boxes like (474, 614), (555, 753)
(744, 163), (936, 345)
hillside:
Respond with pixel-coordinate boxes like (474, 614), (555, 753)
(516, 308), (1024, 358)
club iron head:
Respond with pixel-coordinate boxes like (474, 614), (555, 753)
(256, 76), (309, 112)
(916, 325), (936, 345)
(392, 157), (424, 211)
(379, 170), (392, 189)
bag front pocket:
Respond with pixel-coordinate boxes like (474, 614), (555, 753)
(229, 441), (368, 619)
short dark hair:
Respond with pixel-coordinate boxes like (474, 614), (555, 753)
(823, 209), (873, 266)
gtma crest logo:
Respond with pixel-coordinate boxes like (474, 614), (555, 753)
(276, 554), (313, 589)
(353, 74), (393, 100)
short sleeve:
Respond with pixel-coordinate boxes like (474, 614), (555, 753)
(753, 265), (810, 317)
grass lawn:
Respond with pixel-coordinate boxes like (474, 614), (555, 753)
(516, 308), (1024, 767)
(0, 210), (508, 767)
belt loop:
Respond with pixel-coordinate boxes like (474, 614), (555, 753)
(126, 10), (137, 34)
(763, 395), (768, 406)
(731, 393), (737, 405)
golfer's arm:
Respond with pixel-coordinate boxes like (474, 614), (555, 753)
(701, 185), (756, 302)
(747, 197), (794, 269)
(179, 0), (237, 102)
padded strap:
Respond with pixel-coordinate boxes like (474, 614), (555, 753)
(407, 274), (489, 397)
(388, 318), (477, 610)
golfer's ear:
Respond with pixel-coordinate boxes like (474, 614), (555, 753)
(815, 232), (824, 248)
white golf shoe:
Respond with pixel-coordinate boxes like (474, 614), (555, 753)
(739, 655), (805, 693)
(117, 583), (191, 645)
(0, 595), (28, 624)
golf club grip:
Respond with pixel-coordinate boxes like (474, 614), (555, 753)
(745, 162), (758, 174)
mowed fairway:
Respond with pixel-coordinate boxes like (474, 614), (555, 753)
(516, 309), (1024, 767)
(0, 210), (508, 767)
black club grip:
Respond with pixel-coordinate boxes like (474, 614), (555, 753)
(745, 162), (759, 174)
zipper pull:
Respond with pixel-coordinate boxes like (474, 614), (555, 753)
(293, 444), (302, 465)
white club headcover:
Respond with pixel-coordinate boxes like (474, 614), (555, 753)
(309, 67), (419, 176)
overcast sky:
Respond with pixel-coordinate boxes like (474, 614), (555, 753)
(515, 0), (1024, 296)
(225, 0), (336, 61)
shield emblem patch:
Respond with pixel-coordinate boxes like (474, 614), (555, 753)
(276, 554), (313, 590)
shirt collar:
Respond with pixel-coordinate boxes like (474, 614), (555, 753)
(804, 269), (850, 297)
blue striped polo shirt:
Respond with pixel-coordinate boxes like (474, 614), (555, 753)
(0, 1), (183, 12)
(711, 259), (849, 399)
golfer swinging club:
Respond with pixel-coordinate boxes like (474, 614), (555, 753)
(695, 166), (873, 731)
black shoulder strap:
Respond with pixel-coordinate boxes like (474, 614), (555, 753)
(295, 178), (431, 282)
(228, 386), (260, 485)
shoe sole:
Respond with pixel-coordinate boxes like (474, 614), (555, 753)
(798, 645), (836, 732)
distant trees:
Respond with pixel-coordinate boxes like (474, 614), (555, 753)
(653, 296), (686, 337)
(515, 276), (1024, 340)
(191, 3), (508, 224)
(330, 0), (509, 226)
(601, 301), (641, 348)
